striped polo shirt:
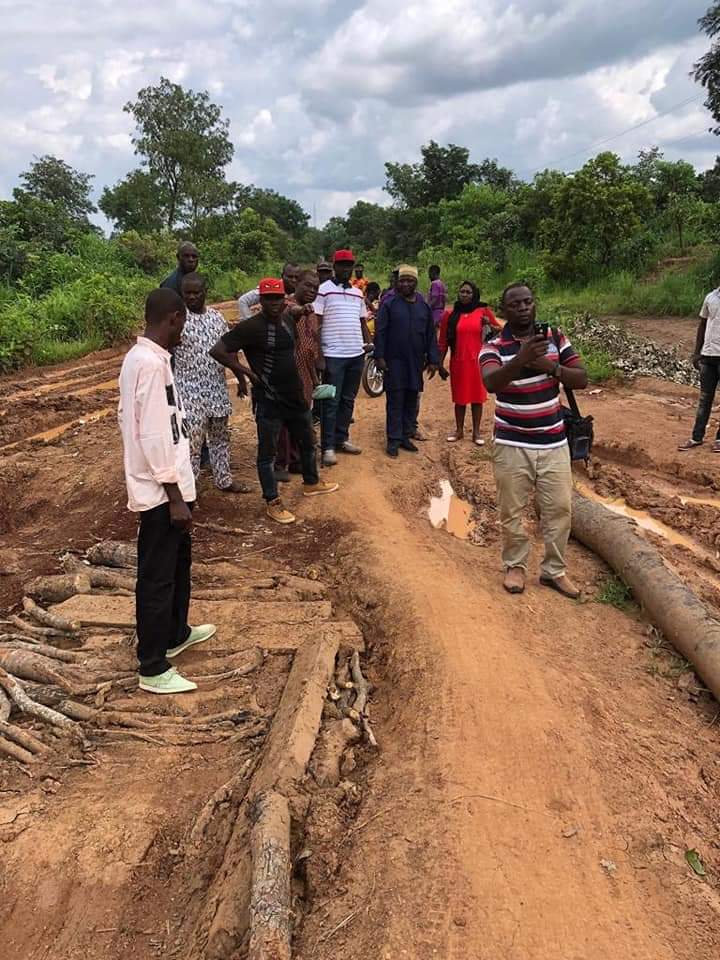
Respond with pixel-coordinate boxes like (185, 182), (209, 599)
(480, 326), (580, 449)
(314, 279), (367, 358)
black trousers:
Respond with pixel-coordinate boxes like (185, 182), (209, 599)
(256, 399), (319, 501)
(136, 502), (192, 677)
(386, 388), (419, 443)
(692, 357), (720, 442)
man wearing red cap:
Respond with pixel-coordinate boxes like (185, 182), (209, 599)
(210, 278), (338, 523)
(313, 249), (371, 467)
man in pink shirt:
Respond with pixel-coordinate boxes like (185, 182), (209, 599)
(118, 288), (216, 695)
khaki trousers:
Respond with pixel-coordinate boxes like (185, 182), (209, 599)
(493, 442), (572, 579)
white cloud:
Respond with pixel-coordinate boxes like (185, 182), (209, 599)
(0, 0), (715, 224)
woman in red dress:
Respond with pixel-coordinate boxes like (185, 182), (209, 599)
(439, 281), (502, 445)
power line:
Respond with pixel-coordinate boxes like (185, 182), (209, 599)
(525, 93), (704, 175)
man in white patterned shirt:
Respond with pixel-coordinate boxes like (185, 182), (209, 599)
(174, 273), (249, 493)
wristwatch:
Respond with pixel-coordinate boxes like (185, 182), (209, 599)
(552, 362), (561, 379)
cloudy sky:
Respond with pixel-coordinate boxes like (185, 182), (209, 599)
(0, 0), (715, 226)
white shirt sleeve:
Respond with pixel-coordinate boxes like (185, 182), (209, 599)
(313, 293), (325, 317)
(238, 288), (261, 320)
(700, 295), (711, 320)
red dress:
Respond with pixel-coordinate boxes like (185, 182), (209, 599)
(439, 307), (501, 405)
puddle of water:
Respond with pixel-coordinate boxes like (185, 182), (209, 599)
(0, 406), (115, 452)
(574, 480), (718, 563)
(428, 479), (474, 540)
(71, 378), (118, 398)
(680, 494), (720, 510)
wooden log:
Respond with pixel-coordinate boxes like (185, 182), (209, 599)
(59, 556), (136, 592)
(0, 735), (33, 764)
(310, 718), (361, 787)
(25, 573), (92, 604)
(0, 650), (77, 691)
(0, 668), (78, 733)
(0, 639), (79, 663)
(572, 493), (720, 702)
(0, 687), (10, 722)
(248, 791), (292, 960)
(86, 541), (137, 569)
(0, 720), (51, 755)
(8, 616), (66, 639)
(22, 597), (79, 634)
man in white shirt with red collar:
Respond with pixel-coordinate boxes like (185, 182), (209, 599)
(118, 288), (215, 695)
(313, 249), (371, 466)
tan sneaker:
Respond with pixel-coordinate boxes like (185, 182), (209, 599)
(266, 498), (296, 524)
(302, 480), (340, 497)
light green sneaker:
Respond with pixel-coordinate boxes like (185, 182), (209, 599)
(138, 667), (197, 695)
(167, 623), (217, 659)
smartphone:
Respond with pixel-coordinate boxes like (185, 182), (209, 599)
(534, 322), (549, 338)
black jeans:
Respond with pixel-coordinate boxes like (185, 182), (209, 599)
(692, 357), (720, 442)
(386, 388), (419, 444)
(256, 399), (319, 501)
(321, 354), (364, 450)
(136, 502), (193, 677)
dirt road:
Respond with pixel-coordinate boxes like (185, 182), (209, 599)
(295, 389), (719, 959)
(1, 327), (719, 958)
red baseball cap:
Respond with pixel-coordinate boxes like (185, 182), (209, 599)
(333, 249), (355, 263)
(258, 277), (285, 296)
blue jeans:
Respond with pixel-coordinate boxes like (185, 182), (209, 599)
(320, 354), (364, 451)
(256, 400), (319, 501)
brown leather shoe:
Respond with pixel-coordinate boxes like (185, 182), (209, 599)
(540, 574), (581, 599)
(503, 567), (525, 594)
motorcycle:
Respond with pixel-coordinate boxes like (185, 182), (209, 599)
(361, 345), (384, 398)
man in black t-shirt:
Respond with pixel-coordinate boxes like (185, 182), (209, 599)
(210, 277), (338, 524)
(161, 241), (199, 295)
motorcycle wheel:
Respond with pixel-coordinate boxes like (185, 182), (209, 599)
(362, 356), (384, 398)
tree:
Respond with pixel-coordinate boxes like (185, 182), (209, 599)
(343, 201), (391, 251)
(124, 77), (233, 229)
(476, 159), (520, 192)
(437, 184), (521, 271)
(694, 3), (720, 134)
(235, 186), (309, 237)
(385, 141), (480, 207)
(540, 152), (653, 279)
(0, 193), (81, 253)
(698, 156), (720, 201)
(18, 155), (96, 225)
(99, 170), (168, 234)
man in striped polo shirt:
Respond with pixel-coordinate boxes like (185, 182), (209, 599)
(313, 249), (372, 466)
(480, 283), (588, 599)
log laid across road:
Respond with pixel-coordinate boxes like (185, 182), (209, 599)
(571, 492), (720, 703)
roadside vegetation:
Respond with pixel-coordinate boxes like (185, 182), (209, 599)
(2, 71), (720, 371)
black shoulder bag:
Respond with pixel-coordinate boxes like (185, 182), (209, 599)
(552, 329), (594, 463)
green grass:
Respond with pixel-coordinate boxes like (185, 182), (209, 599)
(596, 576), (633, 609)
(34, 336), (105, 366)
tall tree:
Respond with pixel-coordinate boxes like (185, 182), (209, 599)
(99, 170), (168, 234)
(18, 155), (96, 225)
(694, 2), (720, 134)
(541, 152), (653, 279)
(124, 77), (233, 229)
(235, 186), (310, 237)
(385, 141), (480, 207)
